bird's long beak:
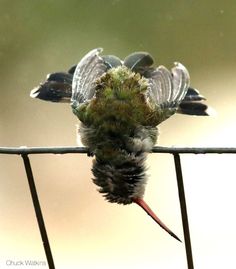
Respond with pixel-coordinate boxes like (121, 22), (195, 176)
(133, 198), (181, 242)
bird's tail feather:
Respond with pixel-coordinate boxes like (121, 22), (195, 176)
(177, 87), (211, 116)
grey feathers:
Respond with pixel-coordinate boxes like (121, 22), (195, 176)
(147, 62), (190, 111)
(30, 47), (209, 118)
(71, 48), (107, 105)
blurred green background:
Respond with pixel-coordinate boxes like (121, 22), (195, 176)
(1, 1), (236, 268)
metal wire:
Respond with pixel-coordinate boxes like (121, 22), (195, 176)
(1, 146), (235, 269)
(1, 146), (236, 154)
(21, 154), (55, 269)
(173, 153), (193, 269)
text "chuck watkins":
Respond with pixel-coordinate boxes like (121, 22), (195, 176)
(6, 259), (46, 266)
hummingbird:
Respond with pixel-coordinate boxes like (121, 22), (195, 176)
(30, 48), (210, 242)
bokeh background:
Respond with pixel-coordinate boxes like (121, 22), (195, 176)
(1, 0), (236, 268)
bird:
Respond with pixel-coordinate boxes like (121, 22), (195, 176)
(30, 48), (210, 242)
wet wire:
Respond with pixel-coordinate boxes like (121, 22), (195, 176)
(1, 146), (236, 155)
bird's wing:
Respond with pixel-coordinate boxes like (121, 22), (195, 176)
(71, 48), (107, 106)
(30, 72), (73, 103)
(147, 62), (190, 123)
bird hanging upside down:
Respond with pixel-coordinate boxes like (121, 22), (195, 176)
(30, 48), (210, 242)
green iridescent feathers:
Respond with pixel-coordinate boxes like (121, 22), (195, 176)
(71, 48), (190, 128)
(73, 66), (166, 129)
